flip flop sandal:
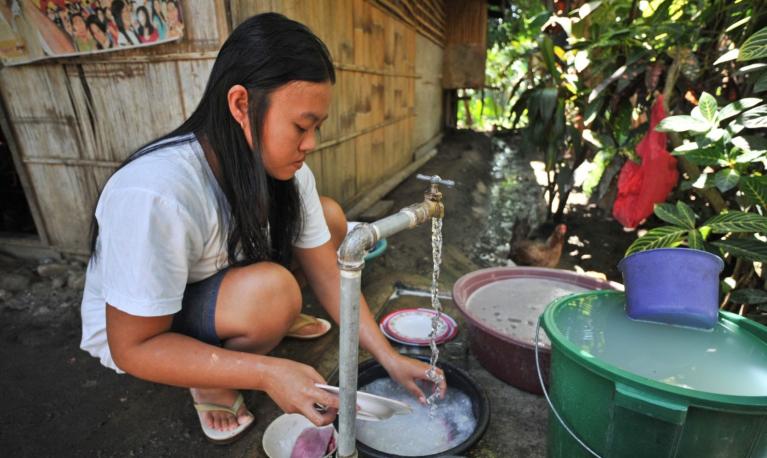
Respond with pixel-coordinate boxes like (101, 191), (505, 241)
(194, 392), (255, 444)
(287, 313), (332, 340)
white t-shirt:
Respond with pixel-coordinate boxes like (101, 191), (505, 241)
(80, 134), (330, 372)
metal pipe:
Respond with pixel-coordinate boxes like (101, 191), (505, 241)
(336, 175), (452, 458)
(337, 268), (362, 458)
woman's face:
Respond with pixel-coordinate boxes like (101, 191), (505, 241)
(254, 81), (332, 180)
(166, 2), (178, 23)
(72, 16), (87, 35)
(121, 8), (132, 29)
(138, 9), (147, 26)
(90, 23), (107, 43)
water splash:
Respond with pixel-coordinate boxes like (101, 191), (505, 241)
(426, 216), (445, 407)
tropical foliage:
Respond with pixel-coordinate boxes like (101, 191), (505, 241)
(626, 23), (767, 321)
(473, 0), (767, 321)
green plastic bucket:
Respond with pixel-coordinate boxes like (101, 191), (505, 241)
(538, 290), (767, 458)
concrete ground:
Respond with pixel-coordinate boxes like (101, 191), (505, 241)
(0, 130), (633, 457)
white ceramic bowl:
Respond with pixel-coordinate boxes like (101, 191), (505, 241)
(262, 413), (337, 458)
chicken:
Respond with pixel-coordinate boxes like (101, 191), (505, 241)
(508, 221), (567, 268)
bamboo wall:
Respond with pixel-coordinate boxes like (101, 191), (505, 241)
(0, 1), (226, 254)
(0, 0), (446, 255)
(443, 0), (487, 89)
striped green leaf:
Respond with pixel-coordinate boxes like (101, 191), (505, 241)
(738, 27), (767, 62)
(688, 229), (704, 249)
(739, 176), (767, 208)
(729, 288), (767, 305)
(676, 201), (697, 229)
(703, 211), (767, 233)
(698, 92), (718, 121)
(626, 226), (687, 256)
(654, 203), (692, 228)
(712, 238), (767, 263)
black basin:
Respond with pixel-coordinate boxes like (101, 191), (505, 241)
(328, 356), (490, 458)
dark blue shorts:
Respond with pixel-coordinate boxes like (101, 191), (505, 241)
(171, 269), (227, 346)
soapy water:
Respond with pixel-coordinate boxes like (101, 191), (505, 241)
(356, 378), (477, 456)
(466, 277), (588, 347)
(557, 294), (767, 396)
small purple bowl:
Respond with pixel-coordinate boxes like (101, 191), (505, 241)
(618, 248), (724, 329)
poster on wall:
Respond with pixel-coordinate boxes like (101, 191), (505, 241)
(0, 0), (184, 66)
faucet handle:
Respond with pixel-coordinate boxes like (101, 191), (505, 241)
(416, 174), (455, 188)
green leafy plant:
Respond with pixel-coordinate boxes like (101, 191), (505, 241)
(654, 91), (766, 196)
(627, 201), (767, 260)
(627, 36), (767, 322)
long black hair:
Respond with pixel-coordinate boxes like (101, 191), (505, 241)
(90, 13), (335, 268)
(111, 0), (136, 45)
(136, 6), (155, 38)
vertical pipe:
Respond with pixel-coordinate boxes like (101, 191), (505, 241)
(335, 199), (441, 456)
(338, 269), (362, 458)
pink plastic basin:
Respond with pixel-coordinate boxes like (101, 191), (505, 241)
(453, 267), (620, 394)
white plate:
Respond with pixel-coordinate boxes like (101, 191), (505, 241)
(262, 413), (336, 458)
(381, 308), (457, 345)
(315, 384), (412, 421)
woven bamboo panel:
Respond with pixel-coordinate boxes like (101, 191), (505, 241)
(354, 127), (385, 193)
(177, 59), (216, 118)
(65, 62), (186, 162)
(0, 0), (434, 253)
(414, 33), (443, 148)
(304, 149), (323, 187)
(443, 0), (487, 89)
(320, 140), (357, 203)
(24, 163), (98, 251)
(385, 116), (412, 175)
(0, 65), (83, 159)
(372, 0), (445, 47)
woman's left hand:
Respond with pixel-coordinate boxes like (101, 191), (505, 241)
(381, 352), (447, 404)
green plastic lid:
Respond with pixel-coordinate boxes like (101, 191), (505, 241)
(542, 290), (767, 407)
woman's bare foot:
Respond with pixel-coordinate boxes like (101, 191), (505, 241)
(190, 388), (253, 432)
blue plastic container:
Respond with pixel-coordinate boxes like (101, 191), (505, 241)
(618, 248), (724, 329)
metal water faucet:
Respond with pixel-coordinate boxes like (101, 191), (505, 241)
(335, 173), (453, 458)
(416, 174), (455, 219)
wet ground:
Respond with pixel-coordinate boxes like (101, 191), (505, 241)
(0, 130), (635, 457)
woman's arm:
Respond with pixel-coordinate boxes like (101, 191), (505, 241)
(106, 305), (340, 424)
(294, 242), (446, 402)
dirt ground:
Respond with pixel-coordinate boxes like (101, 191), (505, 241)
(0, 130), (636, 457)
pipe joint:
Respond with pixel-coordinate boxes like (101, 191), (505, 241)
(337, 223), (376, 271)
(400, 199), (442, 225)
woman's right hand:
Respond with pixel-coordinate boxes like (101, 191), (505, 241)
(263, 358), (340, 426)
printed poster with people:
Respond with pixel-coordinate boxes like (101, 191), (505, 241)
(0, 0), (184, 66)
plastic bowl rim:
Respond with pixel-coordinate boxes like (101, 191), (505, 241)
(617, 247), (724, 273)
(452, 266), (619, 352)
(541, 289), (767, 409)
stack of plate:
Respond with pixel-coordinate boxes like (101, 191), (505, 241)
(379, 308), (458, 346)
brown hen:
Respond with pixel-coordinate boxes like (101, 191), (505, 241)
(508, 222), (567, 268)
